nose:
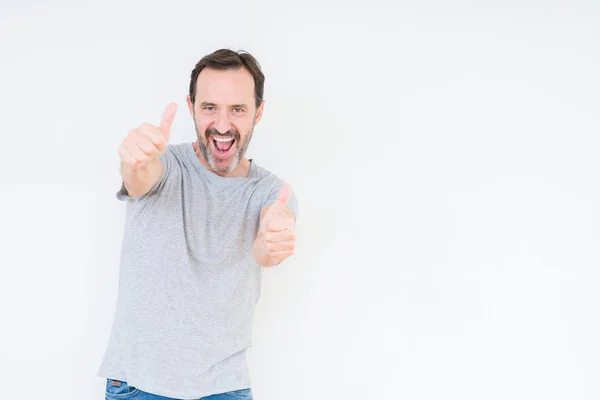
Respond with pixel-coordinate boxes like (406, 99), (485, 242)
(213, 110), (231, 134)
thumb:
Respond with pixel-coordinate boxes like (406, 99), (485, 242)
(159, 102), (178, 138)
(268, 184), (291, 217)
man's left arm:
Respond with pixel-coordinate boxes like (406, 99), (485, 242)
(252, 184), (297, 267)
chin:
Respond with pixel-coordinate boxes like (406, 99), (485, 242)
(210, 155), (238, 173)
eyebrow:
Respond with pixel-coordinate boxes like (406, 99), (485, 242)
(199, 102), (248, 109)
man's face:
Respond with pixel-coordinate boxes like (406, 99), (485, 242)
(187, 67), (264, 175)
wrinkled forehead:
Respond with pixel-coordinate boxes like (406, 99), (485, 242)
(195, 67), (255, 106)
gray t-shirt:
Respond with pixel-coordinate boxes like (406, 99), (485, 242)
(96, 142), (298, 399)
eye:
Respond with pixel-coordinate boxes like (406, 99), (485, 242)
(202, 106), (215, 111)
(233, 107), (244, 113)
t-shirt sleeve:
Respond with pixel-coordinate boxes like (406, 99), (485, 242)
(262, 179), (299, 219)
(116, 147), (174, 201)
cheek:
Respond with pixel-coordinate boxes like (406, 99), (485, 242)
(236, 120), (253, 137)
(195, 118), (212, 135)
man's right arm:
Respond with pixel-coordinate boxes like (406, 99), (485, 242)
(118, 103), (177, 197)
(120, 158), (164, 198)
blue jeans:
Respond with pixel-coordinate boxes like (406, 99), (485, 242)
(105, 379), (253, 400)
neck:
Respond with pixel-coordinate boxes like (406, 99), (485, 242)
(193, 140), (250, 178)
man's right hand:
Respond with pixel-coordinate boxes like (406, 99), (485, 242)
(119, 103), (178, 170)
(118, 103), (177, 197)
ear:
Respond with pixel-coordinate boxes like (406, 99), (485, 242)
(254, 100), (265, 124)
(186, 95), (194, 117)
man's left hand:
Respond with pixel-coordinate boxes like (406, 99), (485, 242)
(252, 184), (296, 267)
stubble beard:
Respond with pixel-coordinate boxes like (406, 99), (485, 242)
(194, 116), (255, 175)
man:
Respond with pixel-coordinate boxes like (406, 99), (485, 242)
(97, 49), (299, 400)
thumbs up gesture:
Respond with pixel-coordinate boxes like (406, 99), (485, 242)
(119, 103), (177, 170)
(252, 184), (297, 267)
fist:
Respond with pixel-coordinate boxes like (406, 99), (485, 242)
(119, 103), (177, 170)
(257, 184), (297, 266)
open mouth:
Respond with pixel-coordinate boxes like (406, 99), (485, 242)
(212, 136), (235, 158)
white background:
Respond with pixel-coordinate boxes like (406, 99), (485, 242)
(0, 1), (598, 399)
